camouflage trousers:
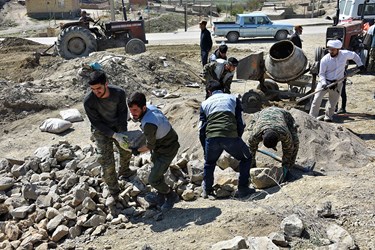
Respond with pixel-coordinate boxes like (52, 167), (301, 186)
(149, 147), (179, 194)
(368, 48), (375, 72)
(92, 129), (132, 195)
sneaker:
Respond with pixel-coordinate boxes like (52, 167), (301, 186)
(323, 117), (333, 122)
(337, 108), (346, 114)
(235, 186), (255, 199)
(161, 190), (179, 212)
(201, 189), (215, 199)
(119, 169), (137, 179)
(144, 192), (165, 207)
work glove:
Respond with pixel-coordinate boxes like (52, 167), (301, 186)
(321, 82), (328, 90)
(358, 65), (366, 73)
(112, 133), (129, 150)
(329, 84), (337, 90)
(130, 147), (140, 156)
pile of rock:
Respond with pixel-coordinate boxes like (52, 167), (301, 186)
(211, 213), (357, 249)
(0, 140), (242, 249)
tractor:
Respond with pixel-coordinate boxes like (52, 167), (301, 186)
(314, 20), (367, 66)
(55, 15), (148, 59)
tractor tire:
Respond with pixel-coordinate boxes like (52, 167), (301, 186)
(256, 79), (280, 101)
(275, 30), (288, 41)
(57, 26), (97, 60)
(315, 47), (325, 62)
(241, 90), (266, 114)
(227, 32), (239, 43)
(125, 38), (146, 55)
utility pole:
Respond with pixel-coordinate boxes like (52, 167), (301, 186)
(184, 1), (187, 32)
(210, 0), (212, 26)
(311, 0), (315, 18)
(109, 0), (115, 21)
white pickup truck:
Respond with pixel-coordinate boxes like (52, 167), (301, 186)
(212, 12), (294, 43)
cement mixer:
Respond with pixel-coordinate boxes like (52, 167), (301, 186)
(237, 40), (318, 113)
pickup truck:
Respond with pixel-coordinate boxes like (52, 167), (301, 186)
(212, 12), (294, 43)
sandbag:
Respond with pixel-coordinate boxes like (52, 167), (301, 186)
(59, 109), (83, 122)
(39, 118), (72, 134)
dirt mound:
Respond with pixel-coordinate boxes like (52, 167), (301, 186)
(0, 37), (41, 47)
(290, 109), (375, 171)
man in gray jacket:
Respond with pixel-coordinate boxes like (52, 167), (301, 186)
(199, 80), (253, 199)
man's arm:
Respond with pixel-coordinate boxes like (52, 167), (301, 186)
(247, 114), (261, 168)
(142, 123), (158, 152)
(116, 90), (128, 132)
(222, 74), (234, 93)
(203, 63), (219, 81)
(199, 106), (207, 149)
(234, 98), (245, 137)
(281, 132), (295, 168)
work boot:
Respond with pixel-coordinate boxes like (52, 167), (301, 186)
(144, 192), (165, 207)
(201, 189), (215, 199)
(235, 186), (255, 199)
(105, 192), (129, 208)
(323, 117), (333, 122)
(337, 108), (346, 114)
(119, 168), (137, 180)
(161, 190), (179, 212)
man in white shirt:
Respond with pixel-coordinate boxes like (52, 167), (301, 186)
(309, 39), (365, 122)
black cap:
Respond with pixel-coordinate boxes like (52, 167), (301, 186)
(219, 44), (228, 53)
(262, 129), (279, 149)
(206, 80), (223, 92)
(227, 57), (238, 67)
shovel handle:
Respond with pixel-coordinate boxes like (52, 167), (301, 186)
(296, 69), (359, 103)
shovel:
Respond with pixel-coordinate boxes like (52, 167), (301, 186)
(257, 149), (315, 172)
(296, 68), (359, 103)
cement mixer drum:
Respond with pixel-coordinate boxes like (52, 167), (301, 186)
(265, 40), (308, 83)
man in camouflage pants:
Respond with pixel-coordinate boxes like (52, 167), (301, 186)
(83, 70), (134, 206)
(247, 107), (299, 180)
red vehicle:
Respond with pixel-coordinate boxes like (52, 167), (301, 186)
(56, 15), (148, 59)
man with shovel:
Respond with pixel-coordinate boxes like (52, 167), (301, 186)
(247, 107), (299, 181)
(309, 39), (365, 122)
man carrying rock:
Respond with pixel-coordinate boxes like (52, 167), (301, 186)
(199, 80), (253, 199)
(247, 107), (299, 181)
(203, 57), (239, 97)
(127, 92), (180, 212)
(309, 39), (365, 122)
(83, 70), (134, 207)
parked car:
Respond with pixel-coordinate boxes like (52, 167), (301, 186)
(212, 12), (294, 43)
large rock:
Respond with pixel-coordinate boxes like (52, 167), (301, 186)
(216, 151), (239, 171)
(247, 236), (279, 249)
(250, 167), (283, 189)
(211, 236), (248, 250)
(280, 214), (304, 237)
(326, 223), (356, 249)
(0, 177), (15, 191)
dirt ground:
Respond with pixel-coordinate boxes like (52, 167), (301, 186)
(1, 1), (375, 250)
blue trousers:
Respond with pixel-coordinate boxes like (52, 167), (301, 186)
(203, 137), (252, 191)
(201, 50), (209, 67)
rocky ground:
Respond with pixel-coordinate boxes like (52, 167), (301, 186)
(1, 1), (375, 250)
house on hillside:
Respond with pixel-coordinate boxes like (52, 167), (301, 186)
(130, 0), (147, 5)
(26, 0), (81, 19)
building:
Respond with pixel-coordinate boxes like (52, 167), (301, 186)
(26, 0), (81, 19)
